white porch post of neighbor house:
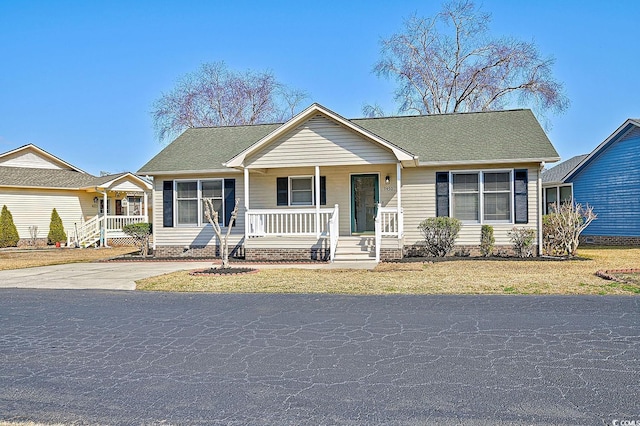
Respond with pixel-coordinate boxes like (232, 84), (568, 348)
(244, 168), (250, 238)
(143, 191), (149, 223)
(102, 190), (108, 247)
(397, 162), (403, 238)
(315, 165), (320, 238)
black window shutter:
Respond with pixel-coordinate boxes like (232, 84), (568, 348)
(514, 169), (528, 224)
(435, 172), (449, 217)
(162, 180), (173, 227)
(320, 176), (326, 205)
(276, 177), (288, 206)
(224, 179), (236, 227)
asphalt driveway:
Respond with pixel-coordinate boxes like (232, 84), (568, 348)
(1, 290), (638, 425)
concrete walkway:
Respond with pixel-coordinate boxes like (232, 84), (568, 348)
(0, 260), (377, 291)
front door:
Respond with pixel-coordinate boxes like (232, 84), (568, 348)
(351, 174), (379, 234)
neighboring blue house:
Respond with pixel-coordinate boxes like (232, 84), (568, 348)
(542, 118), (640, 245)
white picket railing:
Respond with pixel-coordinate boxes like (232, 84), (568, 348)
(246, 208), (334, 237)
(68, 215), (103, 248)
(105, 215), (146, 232)
(328, 204), (339, 262)
(375, 205), (403, 262)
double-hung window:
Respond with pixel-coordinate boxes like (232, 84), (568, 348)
(450, 171), (513, 223)
(289, 177), (313, 206)
(175, 179), (227, 226)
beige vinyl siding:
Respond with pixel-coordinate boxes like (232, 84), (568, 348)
(153, 173), (245, 248)
(401, 164), (540, 247)
(110, 178), (146, 192)
(246, 115), (396, 168)
(0, 188), (95, 239)
(0, 151), (66, 169)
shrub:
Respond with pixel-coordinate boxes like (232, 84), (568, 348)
(480, 225), (494, 257)
(47, 208), (67, 245)
(0, 205), (19, 248)
(542, 202), (597, 257)
(508, 227), (536, 258)
(417, 217), (461, 257)
(123, 223), (152, 257)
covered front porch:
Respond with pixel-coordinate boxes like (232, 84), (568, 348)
(242, 163), (405, 262)
(68, 173), (153, 248)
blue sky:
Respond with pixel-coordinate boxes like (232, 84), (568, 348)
(1, 0), (638, 175)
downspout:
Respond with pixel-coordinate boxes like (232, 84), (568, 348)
(537, 162), (544, 256)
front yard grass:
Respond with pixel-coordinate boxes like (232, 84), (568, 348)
(136, 246), (640, 295)
(0, 247), (136, 270)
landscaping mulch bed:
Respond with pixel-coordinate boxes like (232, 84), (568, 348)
(104, 254), (328, 264)
(386, 255), (588, 263)
(595, 268), (640, 283)
(190, 267), (258, 276)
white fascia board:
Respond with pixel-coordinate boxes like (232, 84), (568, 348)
(564, 119), (639, 182)
(417, 157), (560, 167)
(138, 168), (242, 176)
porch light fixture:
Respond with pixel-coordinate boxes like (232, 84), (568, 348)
(385, 175), (390, 184)
(93, 196), (99, 205)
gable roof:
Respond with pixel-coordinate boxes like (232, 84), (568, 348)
(541, 154), (589, 184)
(225, 103), (417, 168)
(0, 144), (88, 173)
(138, 104), (559, 174)
(549, 118), (640, 184)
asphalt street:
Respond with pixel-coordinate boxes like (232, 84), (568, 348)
(1, 290), (638, 425)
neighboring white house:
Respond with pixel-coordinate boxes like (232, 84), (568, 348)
(0, 144), (152, 247)
(138, 103), (560, 262)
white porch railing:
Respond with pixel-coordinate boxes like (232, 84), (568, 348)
(246, 208), (334, 237)
(105, 215), (146, 232)
(68, 215), (147, 248)
(375, 205), (403, 262)
(68, 215), (103, 248)
(328, 204), (339, 262)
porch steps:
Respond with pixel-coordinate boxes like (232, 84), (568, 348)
(334, 236), (375, 262)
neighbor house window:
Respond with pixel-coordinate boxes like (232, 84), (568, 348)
(175, 179), (228, 227)
(99, 198), (112, 215)
(544, 185), (573, 214)
(450, 171), (513, 223)
(127, 196), (142, 216)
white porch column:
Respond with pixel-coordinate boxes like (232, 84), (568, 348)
(244, 167), (250, 238)
(315, 165), (320, 238)
(397, 162), (403, 238)
(103, 191), (108, 247)
(143, 191), (149, 223)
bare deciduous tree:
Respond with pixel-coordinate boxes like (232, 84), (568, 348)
(203, 198), (239, 269)
(152, 62), (308, 143)
(542, 202), (597, 257)
(368, 0), (568, 122)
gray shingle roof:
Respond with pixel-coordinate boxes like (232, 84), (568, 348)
(0, 168), (143, 190)
(541, 154), (589, 184)
(138, 109), (559, 174)
(0, 166), (97, 188)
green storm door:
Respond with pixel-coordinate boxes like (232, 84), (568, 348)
(351, 174), (379, 234)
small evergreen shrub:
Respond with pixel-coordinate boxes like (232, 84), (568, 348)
(417, 217), (462, 257)
(123, 223), (152, 257)
(0, 205), (19, 248)
(480, 225), (495, 257)
(47, 208), (67, 245)
(508, 226), (536, 258)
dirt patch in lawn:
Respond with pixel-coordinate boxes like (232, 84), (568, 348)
(0, 247), (137, 270)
